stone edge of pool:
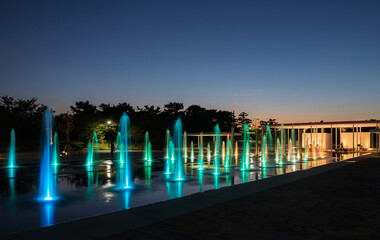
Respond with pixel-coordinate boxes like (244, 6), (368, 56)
(2, 153), (375, 240)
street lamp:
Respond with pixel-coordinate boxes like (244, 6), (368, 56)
(107, 121), (112, 125)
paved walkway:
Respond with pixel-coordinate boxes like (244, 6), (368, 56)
(104, 155), (380, 240)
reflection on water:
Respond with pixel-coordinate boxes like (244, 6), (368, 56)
(213, 175), (219, 189)
(198, 171), (204, 192)
(0, 151), (370, 236)
(40, 202), (54, 227)
(122, 191), (131, 210)
(166, 181), (183, 199)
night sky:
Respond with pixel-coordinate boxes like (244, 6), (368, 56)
(1, 0), (380, 123)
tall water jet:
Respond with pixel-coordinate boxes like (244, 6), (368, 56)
(213, 124), (222, 175)
(86, 139), (93, 166)
(275, 137), (282, 163)
(222, 141), (226, 161)
(116, 113), (133, 189)
(265, 125), (273, 157)
(183, 131), (187, 161)
(144, 131), (150, 161)
(234, 141), (238, 164)
(86, 132), (98, 166)
(281, 124), (286, 158)
(288, 139), (293, 161)
(207, 143), (211, 166)
(8, 129), (16, 168)
(291, 128), (296, 160)
(240, 124), (250, 171)
(164, 139), (174, 175)
(304, 141), (309, 160)
(261, 134), (267, 162)
(198, 143), (204, 170)
(164, 128), (170, 159)
(148, 142), (152, 162)
(190, 141), (194, 163)
(224, 140), (233, 167)
(173, 118), (184, 181)
(38, 110), (58, 201)
(51, 132), (59, 166)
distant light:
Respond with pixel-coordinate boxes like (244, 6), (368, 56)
(107, 121), (112, 124)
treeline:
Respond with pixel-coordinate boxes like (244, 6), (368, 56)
(0, 96), (254, 151)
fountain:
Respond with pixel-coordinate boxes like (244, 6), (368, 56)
(144, 131), (152, 161)
(261, 134), (267, 162)
(288, 139), (293, 161)
(235, 141), (238, 164)
(164, 139), (174, 174)
(198, 143), (204, 170)
(38, 110), (58, 201)
(173, 117), (184, 181)
(281, 124), (286, 158)
(52, 132), (60, 166)
(116, 112), (133, 189)
(212, 124), (222, 175)
(148, 142), (152, 162)
(241, 124), (250, 171)
(207, 142), (211, 166)
(224, 139), (233, 167)
(261, 125), (273, 163)
(8, 129), (16, 168)
(275, 137), (282, 163)
(164, 128), (170, 159)
(183, 131), (187, 161)
(190, 141), (194, 163)
(86, 132), (98, 166)
(222, 140), (225, 161)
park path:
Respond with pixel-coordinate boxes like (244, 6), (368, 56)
(104, 155), (380, 240)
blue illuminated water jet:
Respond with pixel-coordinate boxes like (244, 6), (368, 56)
(213, 124), (222, 175)
(38, 110), (58, 201)
(116, 113), (133, 189)
(172, 118), (185, 181)
(8, 129), (16, 168)
(240, 124), (250, 171)
(86, 132), (98, 166)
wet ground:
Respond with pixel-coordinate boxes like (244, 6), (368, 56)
(103, 154), (380, 240)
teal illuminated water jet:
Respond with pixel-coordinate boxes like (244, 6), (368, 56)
(164, 139), (175, 175)
(198, 143), (204, 170)
(38, 110), (58, 201)
(52, 132), (60, 166)
(144, 131), (152, 161)
(116, 113), (133, 189)
(240, 124), (250, 171)
(213, 124), (222, 175)
(8, 129), (16, 168)
(261, 125), (273, 163)
(190, 141), (194, 163)
(224, 139), (233, 167)
(86, 132), (98, 166)
(183, 131), (187, 161)
(164, 128), (170, 159)
(173, 118), (184, 181)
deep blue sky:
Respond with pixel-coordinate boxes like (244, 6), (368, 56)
(1, 0), (380, 122)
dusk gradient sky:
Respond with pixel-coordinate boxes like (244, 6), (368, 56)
(1, 0), (380, 123)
